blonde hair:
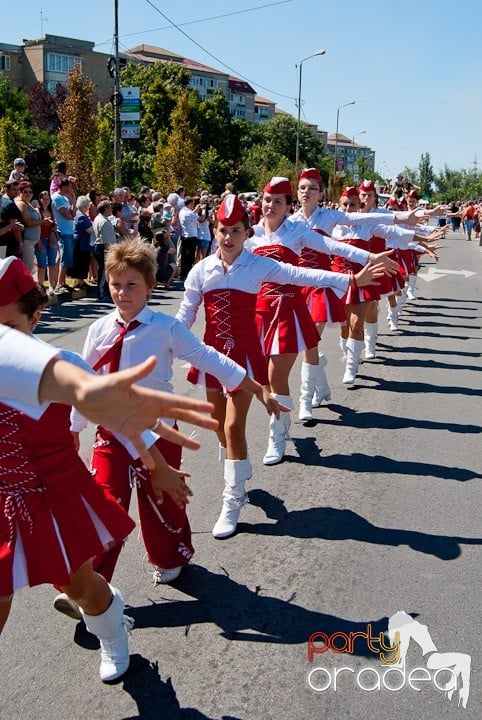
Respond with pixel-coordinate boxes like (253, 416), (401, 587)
(105, 241), (157, 288)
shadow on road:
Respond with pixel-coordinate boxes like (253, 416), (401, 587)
(312, 403), (481, 434)
(242, 500), (482, 561)
(128, 564), (395, 655)
(288, 440), (481, 482)
(121, 654), (238, 720)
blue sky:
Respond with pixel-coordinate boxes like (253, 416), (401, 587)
(4, 0), (482, 181)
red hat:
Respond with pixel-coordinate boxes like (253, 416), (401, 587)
(299, 168), (321, 183)
(341, 186), (359, 198)
(263, 176), (292, 195)
(0, 257), (36, 306)
(407, 190), (419, 199)
(359, 179), (376, 193)
(216, 194), (246, 226)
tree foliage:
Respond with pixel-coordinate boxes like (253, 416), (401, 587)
(57, 64), (99, 193)
(418, 152), (434, 198)
(153, 90), (200, 193)
(28, 82), (66, 133)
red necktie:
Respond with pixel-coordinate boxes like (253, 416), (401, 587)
(93, 320), (141, 373)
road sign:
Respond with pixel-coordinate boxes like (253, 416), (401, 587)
(120, 87), (140, 134)
(121, 123), (140, 139)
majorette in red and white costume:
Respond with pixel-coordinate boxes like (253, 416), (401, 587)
(176, 193), (362, 533)
(246, 176), (395, 464)
(333, 185), (424, 384)
(290, 169), (409, 419)
(0, 257), (135, 599)
(72, 294), (248, 582)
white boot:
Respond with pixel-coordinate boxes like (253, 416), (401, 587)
(263, 394), (294, 465)
(406, 274), (417, 301)
(342, 339), (364, 384)
(312, 353), (331, 407)
(298, 362), (318, 420)
(218, 443), (226, 463)
(212, 458), (251, 539)
(364, 321), (378, 360)
(79, 586), (133, 682)
(339, 336), (348, 362)
(388, 305), (399, 331)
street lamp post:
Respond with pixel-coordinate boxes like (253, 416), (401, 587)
(352, 130), (366, 176)
(333, 100), (355, 177)
(295, 50), (326, 171)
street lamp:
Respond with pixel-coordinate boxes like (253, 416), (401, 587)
(295, 50), (326, 170)
(351, 130), (366, 175)
(333, 100), (355, 177)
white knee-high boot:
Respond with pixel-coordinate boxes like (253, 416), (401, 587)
(388, 304), (399, 331)
(342, 338), (364, 384)
(79, 586), (133, 682)
(339, 336), (348, 361)
(406, 274), (417, 301)
(298, 362), (318, 420)
(364, 321), (378, 360)
(312, 353), (331, 407)
(263, 394), (294, 465)
(212, 458), (251, 539)
(218, 443), (226, 463)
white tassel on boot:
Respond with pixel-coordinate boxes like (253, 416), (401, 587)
(298, 362), (318, 420)
(312, 353), (331, 407)
(406, 274), (417, 301)
(79, 586), (133, 682)
(342, 338), (364, 384)
(212, 458), (251, 539)
(364, 321), (378, 360)
(263, 394), (294, 465)
(388, 304), (399, 331)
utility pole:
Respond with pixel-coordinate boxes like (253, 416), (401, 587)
(113, 0), (121, 183)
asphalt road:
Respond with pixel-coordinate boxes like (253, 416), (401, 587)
(2, 228), (481, 720)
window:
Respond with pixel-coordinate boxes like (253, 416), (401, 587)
(46, 80), (67, 95)
(46, 53), (79, 74)
(234, 109), (246, 118)
(0, 54), (11, 71)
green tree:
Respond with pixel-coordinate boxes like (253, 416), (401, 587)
(91, 103), (116, 192)
(198, 146), (232, 194)
(153, 90), (200, 193)
(57, 65), (98, 193)
(418, 152), (434, 198)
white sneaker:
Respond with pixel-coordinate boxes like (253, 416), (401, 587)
(153, 566), (183, 585)
(53, 593), (82, 621)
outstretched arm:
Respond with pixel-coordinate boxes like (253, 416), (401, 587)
(39, 356), (217, 467)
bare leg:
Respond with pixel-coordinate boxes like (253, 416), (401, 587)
(268, 353), (297, 395)
(60, 560), (112, 616)
(224, 389), (253, 460)
(206, 389), (227, 449)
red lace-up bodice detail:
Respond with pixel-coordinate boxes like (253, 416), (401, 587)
(0, 404), (44, 545)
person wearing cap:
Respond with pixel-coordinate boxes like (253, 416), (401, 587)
(245, 176), (404, 464)
(176, 194), (386, 536)
(0, 255), (137, 683)
(291, 169), (419, 418)
(8, 158), (28, 183)
(333, 187), (442, 380)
